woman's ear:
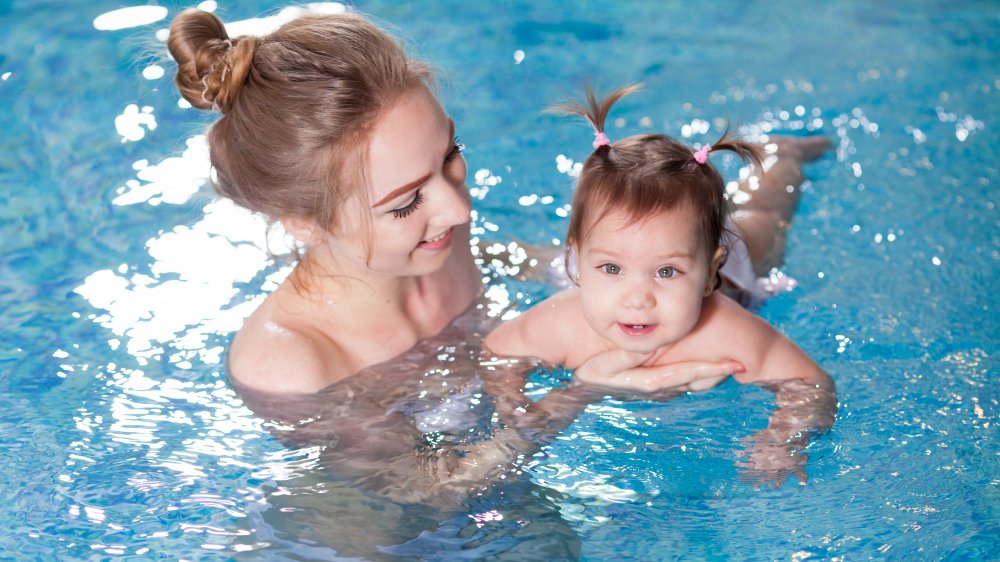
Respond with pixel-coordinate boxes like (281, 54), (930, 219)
(280, 215), (319, 245)
(705, 245), (728, 296)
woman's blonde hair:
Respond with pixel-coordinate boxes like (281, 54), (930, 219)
(168, 9), (433, 234)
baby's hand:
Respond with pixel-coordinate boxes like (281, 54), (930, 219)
(737, 428), (808, 488)
(574, 349), (744, 393)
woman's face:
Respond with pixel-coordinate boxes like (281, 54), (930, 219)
(321, 87), (470, 278)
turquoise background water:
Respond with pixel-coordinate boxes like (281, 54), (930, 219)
(0, 0), (997, 559)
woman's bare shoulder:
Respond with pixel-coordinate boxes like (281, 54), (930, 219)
(227, 298), (351, 394)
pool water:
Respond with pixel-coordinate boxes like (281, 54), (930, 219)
(1, 0), (997, 560)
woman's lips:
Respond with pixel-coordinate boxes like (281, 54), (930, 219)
(617, 323), (657, 336)
(417, 227), (453, 251)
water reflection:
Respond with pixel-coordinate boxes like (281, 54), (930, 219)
(77, 125), (296, 362)
(73, 196), (284, 363)
(114, 104), (156, 143)
(93, 6), (168, 32)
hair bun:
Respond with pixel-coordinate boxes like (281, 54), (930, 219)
(168, 9), (258, 113)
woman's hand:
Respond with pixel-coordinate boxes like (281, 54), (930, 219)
(573, 349), (745, 394)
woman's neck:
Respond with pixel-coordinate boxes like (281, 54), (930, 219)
(288, 248), (473, 339)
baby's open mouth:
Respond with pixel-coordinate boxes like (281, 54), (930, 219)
(618, 323), (657, 336)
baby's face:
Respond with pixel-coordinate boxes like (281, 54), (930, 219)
(575, 206), (719, 355)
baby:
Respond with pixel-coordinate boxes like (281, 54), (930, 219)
(486, 85), (830, 394)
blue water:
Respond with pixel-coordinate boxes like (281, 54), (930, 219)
(2, 0), (998, 560)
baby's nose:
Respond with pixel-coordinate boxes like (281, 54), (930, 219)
(621, 284), (656, 309)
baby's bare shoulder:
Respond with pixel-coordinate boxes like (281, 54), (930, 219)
(699, 293), (773, 335)
(696, 293), (821, 383)
(485, 288), (586, 364)
(677, 293), (780, 364)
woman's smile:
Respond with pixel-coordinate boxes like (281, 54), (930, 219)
(417, 227), (454, 251)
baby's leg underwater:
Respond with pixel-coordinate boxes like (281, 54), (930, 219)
(731, 135), (832, 276)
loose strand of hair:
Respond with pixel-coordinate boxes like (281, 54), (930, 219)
(548, 83), (642, 133)
(706, 127), (764, 170)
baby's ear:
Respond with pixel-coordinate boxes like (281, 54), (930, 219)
(705, 246), (728, 296)
(566, 243), (581, 285)
(280, 215), (320, 245)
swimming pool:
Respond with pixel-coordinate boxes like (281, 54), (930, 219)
(1, 0), (997, 559)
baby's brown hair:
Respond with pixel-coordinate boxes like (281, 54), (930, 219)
(554, 85), (763, 288)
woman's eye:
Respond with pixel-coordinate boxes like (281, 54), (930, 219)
(600, 263), (621, 275)
(656, 266), (677, 279)
(391, 190), (424, 219)
(445, 136), (464, 162)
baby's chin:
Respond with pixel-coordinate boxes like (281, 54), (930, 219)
(612, 339), (674, 361)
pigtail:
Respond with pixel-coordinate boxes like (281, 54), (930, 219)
(692, 128), (764, 295)
(549, 84), (642, 154)
(694, 127), (764, 171)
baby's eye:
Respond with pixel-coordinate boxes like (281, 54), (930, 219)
(600, 263), (621, 275)
(656, 266), (677, 279)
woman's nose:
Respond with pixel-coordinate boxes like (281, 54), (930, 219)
(433, 176), (471, 226)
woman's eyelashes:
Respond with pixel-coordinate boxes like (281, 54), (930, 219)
(391, 190), (424, 219)
(445, 136), (464, 162)
(391, 137), (461, 220)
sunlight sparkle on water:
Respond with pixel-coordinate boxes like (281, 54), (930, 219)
(93, 6), (167, 31)
(225, 3), (347, 36)
(113, 135), (208, 205)
(555, 154), (581, 177)
(142, 65), (165, 80)
(75, 194), (293, 363)
(115, 104), (156, 143)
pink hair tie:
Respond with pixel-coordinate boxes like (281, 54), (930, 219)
(592, 131), (610, 150)
(693, 144), (712, 164)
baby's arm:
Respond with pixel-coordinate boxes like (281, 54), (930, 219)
(700, 293), (825, 385)
(486, 290), (742, 393)
(575, 349), (744, 394)
(485, 291), (742, 444)
(706, 295), (837, 485)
